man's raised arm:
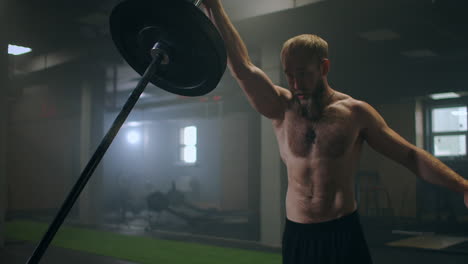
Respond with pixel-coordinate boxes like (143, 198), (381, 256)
(355, 100), (468, 208)
(203, 0), (291, 120)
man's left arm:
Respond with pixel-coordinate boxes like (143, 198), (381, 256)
(354, 101), (468, 207)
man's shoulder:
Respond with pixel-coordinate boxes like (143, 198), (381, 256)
(333, 94), (369, 112)
(343, 98), (384, 128)
(330, 92), (361, 110)
(331, 95), (376, 124)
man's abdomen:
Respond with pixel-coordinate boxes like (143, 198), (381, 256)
(285, 167), (357, 223)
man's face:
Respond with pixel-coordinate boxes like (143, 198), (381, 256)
(283, 54), (324, 104)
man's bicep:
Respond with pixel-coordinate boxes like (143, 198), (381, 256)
(236, 66), (291, 120)
(358, 102), (415, 166)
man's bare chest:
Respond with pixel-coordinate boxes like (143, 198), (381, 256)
(279, 110), (356, 158)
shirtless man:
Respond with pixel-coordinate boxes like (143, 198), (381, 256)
(202, 1), (468, 263)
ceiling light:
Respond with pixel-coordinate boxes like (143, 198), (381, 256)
(8, 44), (32, 55)
(429, 92), (460, 100)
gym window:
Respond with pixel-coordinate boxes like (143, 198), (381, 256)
(180, 126), (197, 164)
(426, 96), (468, 159)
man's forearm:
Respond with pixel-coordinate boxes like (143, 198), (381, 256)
(408, 148), (468, 193)
(204, 1), (253, 78)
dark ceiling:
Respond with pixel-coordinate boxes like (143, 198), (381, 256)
(5, 0), (468, 103)
(6, 0), (116, 54)
(236, 0), (468, 101)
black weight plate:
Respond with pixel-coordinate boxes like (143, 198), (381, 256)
(110, 0), (227, 96)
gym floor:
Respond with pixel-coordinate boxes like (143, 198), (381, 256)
(1, 219), (467, 264)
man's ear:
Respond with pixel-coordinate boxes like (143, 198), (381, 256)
(321, 59), (330, 76)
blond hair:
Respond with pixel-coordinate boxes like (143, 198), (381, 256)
(281, 34), (328, 64)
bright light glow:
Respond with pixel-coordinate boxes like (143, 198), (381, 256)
(434, 135), (466, 157)
(126, 122), (142, 127)
(127, 130), (140, 144)
(139, 92), (150, 98)
(451, 111), (468, 116)
(180, 126), (197, 164)
(182, 146), (197, 163)
(8, 44), (32, 55)
(429, 92), (461, 100)
(124, 120), (153, 127)
(432, 107), (467, 132)
(182, 126), (197, 146)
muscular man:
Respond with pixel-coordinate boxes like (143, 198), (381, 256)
(202, 1), (468, 263)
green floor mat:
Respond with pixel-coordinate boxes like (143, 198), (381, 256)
(6, 220), (281, 264)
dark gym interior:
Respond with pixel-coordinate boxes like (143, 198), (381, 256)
(1, 0), (468, 263)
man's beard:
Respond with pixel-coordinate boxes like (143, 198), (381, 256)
(294, 79), (326, 120)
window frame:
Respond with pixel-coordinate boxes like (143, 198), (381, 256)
(425, 97), (468, 161)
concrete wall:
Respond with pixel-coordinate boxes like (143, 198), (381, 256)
(220, 113), (251, 211)
(5, 61), (105, 229)
(0, 23), (8, 249)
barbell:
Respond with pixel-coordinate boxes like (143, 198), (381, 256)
(110, 0), (226, 96)
(26, 0), (226, 263)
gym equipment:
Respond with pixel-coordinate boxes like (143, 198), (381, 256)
(26, 0), (226, 263)
(110, 0), (226, 96)
(146, 182), (248, 226)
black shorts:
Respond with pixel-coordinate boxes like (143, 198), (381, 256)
(282, 210), (373, 264)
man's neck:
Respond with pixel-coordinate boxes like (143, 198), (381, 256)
(305, 86), (335, 120)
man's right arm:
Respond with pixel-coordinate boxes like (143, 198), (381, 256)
(203, 0), (291, 120)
